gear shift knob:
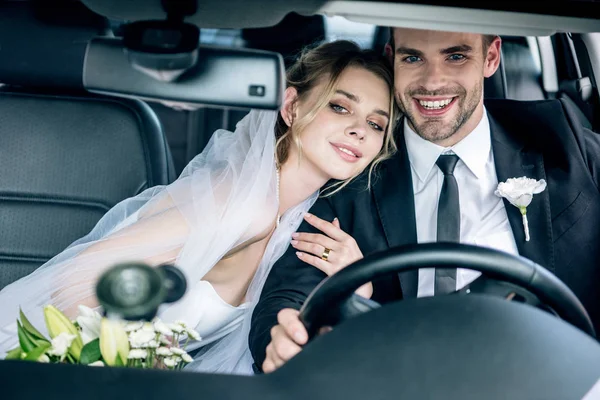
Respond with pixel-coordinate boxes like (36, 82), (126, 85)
(95, 262), (187, 321)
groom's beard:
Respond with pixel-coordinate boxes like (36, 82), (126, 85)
(398, 80), (482, 143)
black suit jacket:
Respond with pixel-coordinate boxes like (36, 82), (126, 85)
(249, 98), (600, 369)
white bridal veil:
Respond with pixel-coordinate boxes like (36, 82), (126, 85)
(0, 109), (318, 374)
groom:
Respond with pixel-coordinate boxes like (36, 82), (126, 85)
(249, 27), (600, 372)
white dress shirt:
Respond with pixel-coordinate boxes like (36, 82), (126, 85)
(403, 108), (519, 297)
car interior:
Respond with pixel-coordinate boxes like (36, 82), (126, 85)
(0, 1), (176, 289)
(1, 0), (600, 399)
(3, 2), (596, 292)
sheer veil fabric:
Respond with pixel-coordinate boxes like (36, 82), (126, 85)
(0, 109), (318, 374)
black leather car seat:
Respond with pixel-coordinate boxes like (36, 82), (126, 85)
(0, 0), (175, 289)
(484, 36), (546, 100)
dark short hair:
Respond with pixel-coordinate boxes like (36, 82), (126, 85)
(387, 27), (497, 56)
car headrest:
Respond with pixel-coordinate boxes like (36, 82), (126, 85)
(0, 0), (109, 89)
(242, 12), (325, 68)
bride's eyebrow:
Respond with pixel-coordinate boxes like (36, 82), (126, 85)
(373, 109), (390, 119)
(335, 89), (359, 103)
(335, 89), (389, 119)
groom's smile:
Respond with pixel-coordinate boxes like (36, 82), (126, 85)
(402, 82), (474, 145)
(413, 95), (457, 116)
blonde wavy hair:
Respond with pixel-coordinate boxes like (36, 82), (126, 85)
(274, 40), (398, 196)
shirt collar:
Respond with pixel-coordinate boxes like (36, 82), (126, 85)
(403, 107), (491, 182)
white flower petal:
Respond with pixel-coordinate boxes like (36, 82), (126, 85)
(168, 323), (185, 334)
(169, 347), (185, 355)
(38, 354), (50, 363)
(127, 349), (148, 359)
(89, 361), (105, 367)
(124, 321), (144, 332)
(511, 193), (533, 208)
(77, 313), (102, 345)
(153, 320), (173, 336)
(495, 177), (546, 208)
(48, 333), (77, 357)
(77, 305), (99, 318)
(181, 353), (193, 363)
(186, 329), (201, 341)
(128, 329), (156, 348)
(532, 179), (547, 194)
(163, 357), (178, 367)
(156, 347), (172, 356)
(159, 335), (171, 345)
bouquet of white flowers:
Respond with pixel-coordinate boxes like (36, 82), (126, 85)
(5, 305), (201, 369)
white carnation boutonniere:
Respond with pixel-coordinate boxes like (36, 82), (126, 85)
(495, 177), (547, 242)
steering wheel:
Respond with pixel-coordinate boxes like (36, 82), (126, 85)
(299, 243), (595, 339)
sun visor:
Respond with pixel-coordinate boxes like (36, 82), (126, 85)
(83, 37), (285, 110)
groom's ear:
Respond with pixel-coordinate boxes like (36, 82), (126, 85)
(483, 36), (502, 78)
(281, 87), (298, 127)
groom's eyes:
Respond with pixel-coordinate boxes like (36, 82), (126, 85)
(402, 55), (422, 64)
(447, 53), (467, 62)
(401, 54), (468, 64)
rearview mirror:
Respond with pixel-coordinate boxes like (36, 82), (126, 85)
(83, 37), (285, 110)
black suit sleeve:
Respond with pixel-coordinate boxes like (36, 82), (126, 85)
(249, 196), (337, 371)
(581, 129), (600, 192)
(559, 98), (600, 192)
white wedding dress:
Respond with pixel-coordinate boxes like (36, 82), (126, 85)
(0, 110), (318, 374)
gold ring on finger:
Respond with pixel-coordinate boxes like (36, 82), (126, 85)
(321, 247), (331, 261)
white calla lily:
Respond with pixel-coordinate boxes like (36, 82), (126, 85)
(76, 305), (102, 344)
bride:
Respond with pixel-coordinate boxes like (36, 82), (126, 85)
(0, 39), (397, 374)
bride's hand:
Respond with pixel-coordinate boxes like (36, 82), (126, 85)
(290, 213), (372, 298)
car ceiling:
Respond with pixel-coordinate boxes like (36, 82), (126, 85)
(80, 0), (600, 36)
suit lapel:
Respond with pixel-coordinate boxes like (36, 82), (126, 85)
(373, 124), (419, 297)
(490, 114), (555, 272)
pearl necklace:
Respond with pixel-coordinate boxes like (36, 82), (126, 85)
(276, 168), (281, 228)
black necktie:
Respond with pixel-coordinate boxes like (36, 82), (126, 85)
(435, 154), (460, 294)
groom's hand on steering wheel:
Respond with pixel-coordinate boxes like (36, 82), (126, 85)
(263, 308), (332, 373)
(291, 213), (372, 298)
(264, 214), (368, 373)
(263, 308), (307, 373)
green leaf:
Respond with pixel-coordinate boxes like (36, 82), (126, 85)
(22, 326), (50, 348)
(19, 308), (47, 341)
(17, 321), (36, 353)
(80, 339), (102, 365)
(5, 347), (23, 360)
(24, 343), (51, 361)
